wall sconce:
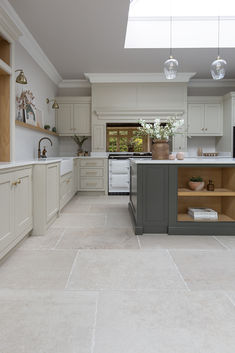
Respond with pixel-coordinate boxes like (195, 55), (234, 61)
(46, 98), (59, 110)
(15, 69), (27, 84)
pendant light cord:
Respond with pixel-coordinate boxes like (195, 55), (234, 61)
(218, 16), (220, 58)
(170, 16), (172, 57)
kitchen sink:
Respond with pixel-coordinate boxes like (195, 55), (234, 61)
(60, 158), (73, 176)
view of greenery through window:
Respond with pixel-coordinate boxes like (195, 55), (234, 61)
(107, 128), (146, 152)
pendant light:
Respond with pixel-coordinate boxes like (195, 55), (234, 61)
(210, 16), (227, 80)
(164, 16), (178, 80)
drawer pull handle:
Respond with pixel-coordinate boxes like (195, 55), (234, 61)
(12, 179), (21, 186)
(86, 172), (97, 175)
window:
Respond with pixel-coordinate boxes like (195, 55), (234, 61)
(106, 127), (148, 152)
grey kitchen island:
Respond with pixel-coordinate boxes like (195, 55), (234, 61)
(129, 158), (235, 235)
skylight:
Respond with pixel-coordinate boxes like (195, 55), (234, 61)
(125, 0), (235, 48)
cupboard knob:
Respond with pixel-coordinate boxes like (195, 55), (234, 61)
(201, 128), (204, 131)
(17, 179), (21, 184)
(205, 128), (208, 131)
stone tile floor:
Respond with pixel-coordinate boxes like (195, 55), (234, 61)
(1, 194), (235, 352)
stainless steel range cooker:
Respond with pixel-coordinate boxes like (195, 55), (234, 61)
(108, 153), (151, 194)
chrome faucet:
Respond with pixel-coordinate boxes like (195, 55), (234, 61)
(38, 137), (53, 159)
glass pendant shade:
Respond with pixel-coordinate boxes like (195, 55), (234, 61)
(210, 56), (227, 80)
(164, 56), (178, 80)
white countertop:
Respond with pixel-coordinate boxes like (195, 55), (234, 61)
(0, 158), (68, 170)
(130, 157), (235, 165)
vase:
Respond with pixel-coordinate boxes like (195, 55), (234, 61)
(188, 181), (205, 191)
(152, 140), (169, 160)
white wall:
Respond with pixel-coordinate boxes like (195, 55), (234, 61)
(187, 136), (216, 156)
(59, 137), (91, 157)
(14, 41), (59, 160)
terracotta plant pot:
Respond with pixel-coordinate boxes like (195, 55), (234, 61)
(152, 140), (169, 160)
(188, 181), (205, 191)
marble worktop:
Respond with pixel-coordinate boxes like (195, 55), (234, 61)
(130, 157), (235, 165)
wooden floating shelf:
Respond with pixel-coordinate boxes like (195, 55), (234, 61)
(15, 121), (58, 136)
(0, 58), (11, 75)
(178, 188), (235, 197)
(178, 213), (234, 222)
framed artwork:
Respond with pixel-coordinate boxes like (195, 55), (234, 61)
(25, 103), (37, 126)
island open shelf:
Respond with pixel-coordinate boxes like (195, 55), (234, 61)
(177, 167), (235, 222)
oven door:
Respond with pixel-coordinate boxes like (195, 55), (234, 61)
(109, 159), (130, 194)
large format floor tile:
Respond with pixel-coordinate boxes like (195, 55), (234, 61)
(170, 250), (235, 290)
(20, 228), (65, 250)
(52, 213), (106, 228)
(94, 291), (235, 353)
(66, 250), (186, 290)
(139, 234), (225, 250)
(0, 290), (97, 353)
(56, 227), (138, 249)
(214, 236), (235, 249)
(0, 249), (77, 289)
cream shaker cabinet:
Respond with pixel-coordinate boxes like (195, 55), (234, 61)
(188, 98), (223, 136)
(33, 162), (60, 235)
(0, 167), (33, 260)
(56, 97), (91, 136)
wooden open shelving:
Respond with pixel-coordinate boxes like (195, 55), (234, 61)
(0, 35), (11, 162)
(178, 188), (235, 197)
(178, 213), (234, 222)
(15, 121), (59, 137)
(177, 167), (235, 223)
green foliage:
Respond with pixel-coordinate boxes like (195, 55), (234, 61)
(190, 176), (203, 182)
(72, 135), (88, 148)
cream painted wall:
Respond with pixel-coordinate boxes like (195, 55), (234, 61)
(58, 87), (91, 96)
(59, 137), (91, 157)
(14, 42), (59, 160)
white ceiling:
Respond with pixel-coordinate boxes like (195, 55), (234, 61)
(8, 0), (235, 79)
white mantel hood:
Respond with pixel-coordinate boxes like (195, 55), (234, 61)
(85, 72), (196, 84)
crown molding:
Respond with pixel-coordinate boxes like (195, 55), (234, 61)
(189, 79), (235, 88)
(84, 72), (196, 83)
(58, 79), (91, 88)
(0, 5), (21, 42)
(1, 0), (62, 85)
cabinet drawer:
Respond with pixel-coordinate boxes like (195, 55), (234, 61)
(80, 178), (104, 190)
(80, 168), (103, 177)
(80, 159), (104, 168)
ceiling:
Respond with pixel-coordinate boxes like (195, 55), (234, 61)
(8, 0), (235, 79)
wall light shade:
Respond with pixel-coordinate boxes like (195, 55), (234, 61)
(52, 100), (59, 109)
(15, 69), (27, 84)
(210, 56), (227, 80)
(46, 98), (59, 109)
(164, 56), (178, 80)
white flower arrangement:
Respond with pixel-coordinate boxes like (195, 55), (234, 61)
(138, 118), (184, 141)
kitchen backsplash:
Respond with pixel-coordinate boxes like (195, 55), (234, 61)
(187, 136), (216, 156)
(59, 136), (92, 157)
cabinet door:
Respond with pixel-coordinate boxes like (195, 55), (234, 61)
(92, 125), (106, 151)
(56, 103), (73, 134)
(188, 104), (205, 135)
(14, 168), (32, 238)
(0, 172), (14, 253)
(204, 104), (222, 135)
(46, 164), (59, 222)
(73, 103), (91, 135)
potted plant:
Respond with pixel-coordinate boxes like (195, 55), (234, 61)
(72, 135), (88, 156)
(138, 118), (184, 160)
(188, 176), (205, 191)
